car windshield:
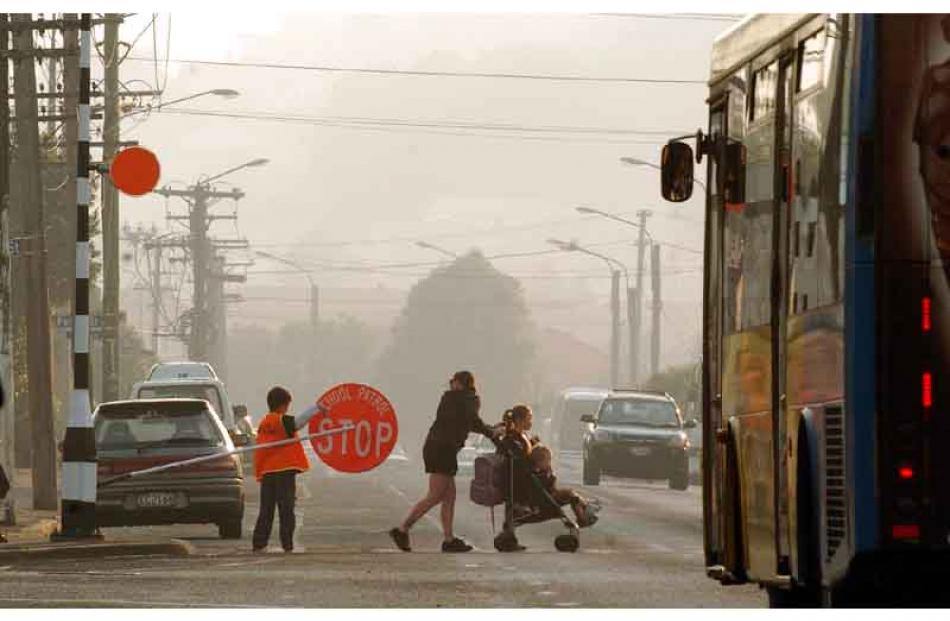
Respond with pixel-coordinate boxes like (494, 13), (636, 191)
(598, 399), (679, 427)
(95, 404), (224, 451)
(138, 385), (223, 416)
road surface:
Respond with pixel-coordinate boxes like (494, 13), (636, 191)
(0, 450), (764, 607)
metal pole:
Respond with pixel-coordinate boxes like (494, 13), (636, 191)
(189, 189), (208, 361)
(626, 286), (636, 386)
(100, 13), (121, 401)
(610, 270), (620, 388)
(310, 283), (319, 333)
(651, 244), (662, 379)
(58, 13), (96, 538)
(632, 210), (651, 384)
(13, 13), (56, 510)
(151, 243), (161, 355)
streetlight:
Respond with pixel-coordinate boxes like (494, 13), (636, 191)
(415, 241), (457, 259)
(548, 238), (630, 388)
(121, 88), (241, 119)
(254, 250), (319, 334)
(620, 155), (707, 192)
(202, 158), (270, 185)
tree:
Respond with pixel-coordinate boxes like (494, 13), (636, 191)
(645, 362), (700, 417)
(227, 315), (379, 419)
(375, 251), (536, 451)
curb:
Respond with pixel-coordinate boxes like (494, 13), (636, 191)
(0, 538), (195, 563)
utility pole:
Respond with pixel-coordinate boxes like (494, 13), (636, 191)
(150, 242), (162, 355)
(632, 209), (652, 385)
(0, 12), (15, 525)
(100, 13), (121, 402)
(651, 244), (662, 379)
(310, 284), (319, 333)
(12, 13), (56, 510)
(154, 184), (244, 362)
(610, 269), (620, 388)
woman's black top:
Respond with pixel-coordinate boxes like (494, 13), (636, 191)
(425, 388), (494, 451)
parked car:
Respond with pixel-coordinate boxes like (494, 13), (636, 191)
(581, 390), (697, 490)
(146, 361), (218, 382)
(94, 398), (245, 538)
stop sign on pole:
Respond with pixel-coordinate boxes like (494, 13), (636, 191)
(309, 384), (398, 473)
(109, 146), (161, 196)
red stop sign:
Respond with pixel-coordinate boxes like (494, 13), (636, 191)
(309, 383), (398, 473)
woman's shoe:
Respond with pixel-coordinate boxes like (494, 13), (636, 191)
(389, 527), (411, 552)
(442, 537), (474, 552)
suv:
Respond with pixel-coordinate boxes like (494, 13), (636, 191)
(581, 390), (697, 490)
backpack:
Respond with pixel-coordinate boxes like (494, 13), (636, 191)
(469, 453), (506, 507)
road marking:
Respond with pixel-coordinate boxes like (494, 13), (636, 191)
(555, 602), (581, 607)
(0, 597), (262, 608)
(537, 590), (556, 596)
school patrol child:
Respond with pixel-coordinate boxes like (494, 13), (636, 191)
(252, 386), (310, 552)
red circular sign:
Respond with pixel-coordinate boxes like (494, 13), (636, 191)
(110, 146), (161, 196)
(309, 383), (398, 473)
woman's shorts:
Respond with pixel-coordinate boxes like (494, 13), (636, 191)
(423, 440), (458, 476)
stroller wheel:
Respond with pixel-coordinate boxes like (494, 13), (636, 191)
(554, 533), (579, 553)
(494, 531), (525, 553)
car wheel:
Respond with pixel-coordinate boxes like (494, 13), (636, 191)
(582, 457), (600, 486)
(218, 518), (243, 540)
(668, 467), (689, 491)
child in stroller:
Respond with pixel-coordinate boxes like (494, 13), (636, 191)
(476, 405), (598, 552)
(529, 444), (598, 528)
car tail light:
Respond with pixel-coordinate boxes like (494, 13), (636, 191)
(898, 466), (914, 480)
(892, 524), (920, 540)
(922, 297), (932, 332)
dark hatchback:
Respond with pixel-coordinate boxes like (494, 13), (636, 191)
(94, 399), (245, 539)
(581, 391), (697, 490)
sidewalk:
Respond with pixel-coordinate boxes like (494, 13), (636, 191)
(0, 468), (193, 561)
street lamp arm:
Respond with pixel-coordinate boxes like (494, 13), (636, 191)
(254, 250), (315, 287)
(576, 206), (654, 244)
(203, 158), (270, 185)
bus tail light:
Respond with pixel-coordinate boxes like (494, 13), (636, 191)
(922, 297), (932, 332)
(898, 466), (914, 480)
(892, 524), (920, 540)
(923, 372), (933, 409)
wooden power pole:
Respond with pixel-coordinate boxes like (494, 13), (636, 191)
(11, 13), (57, 510)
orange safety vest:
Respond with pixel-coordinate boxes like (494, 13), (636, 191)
(253, 411), (310, 481)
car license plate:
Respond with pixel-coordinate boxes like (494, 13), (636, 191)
(630, 446), (652, 457)
(136, 492), (179, 508)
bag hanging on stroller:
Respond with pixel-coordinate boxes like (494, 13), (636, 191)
(470, 453), (506, 507)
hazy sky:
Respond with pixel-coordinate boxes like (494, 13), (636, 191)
(110, 11), (734, 365)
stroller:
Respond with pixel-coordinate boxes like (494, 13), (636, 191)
(470, 437), (596, 553)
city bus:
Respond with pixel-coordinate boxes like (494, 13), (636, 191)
(660, 14), (950, 606)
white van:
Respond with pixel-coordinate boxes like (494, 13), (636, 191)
(130, 376), (253, 446)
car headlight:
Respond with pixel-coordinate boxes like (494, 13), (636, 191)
(669, 432), (690, 449)
(593, 429), (611, 442)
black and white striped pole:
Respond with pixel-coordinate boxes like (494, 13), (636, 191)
(57, 13), (97, 539)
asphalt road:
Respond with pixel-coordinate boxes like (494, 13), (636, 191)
(0, 450), (764, 607)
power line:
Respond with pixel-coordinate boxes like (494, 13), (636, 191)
(124, 55), (706, 84)
(155, 108), (687, 137)
(589, 13), (744, 23)
(150, 108), (678, 145)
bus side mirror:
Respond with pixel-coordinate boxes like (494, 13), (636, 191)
(723, 142), (747, 205)
(661, 142), (695, 202)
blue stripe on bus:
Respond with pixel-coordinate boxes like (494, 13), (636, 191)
(846, 13), (878, 554)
